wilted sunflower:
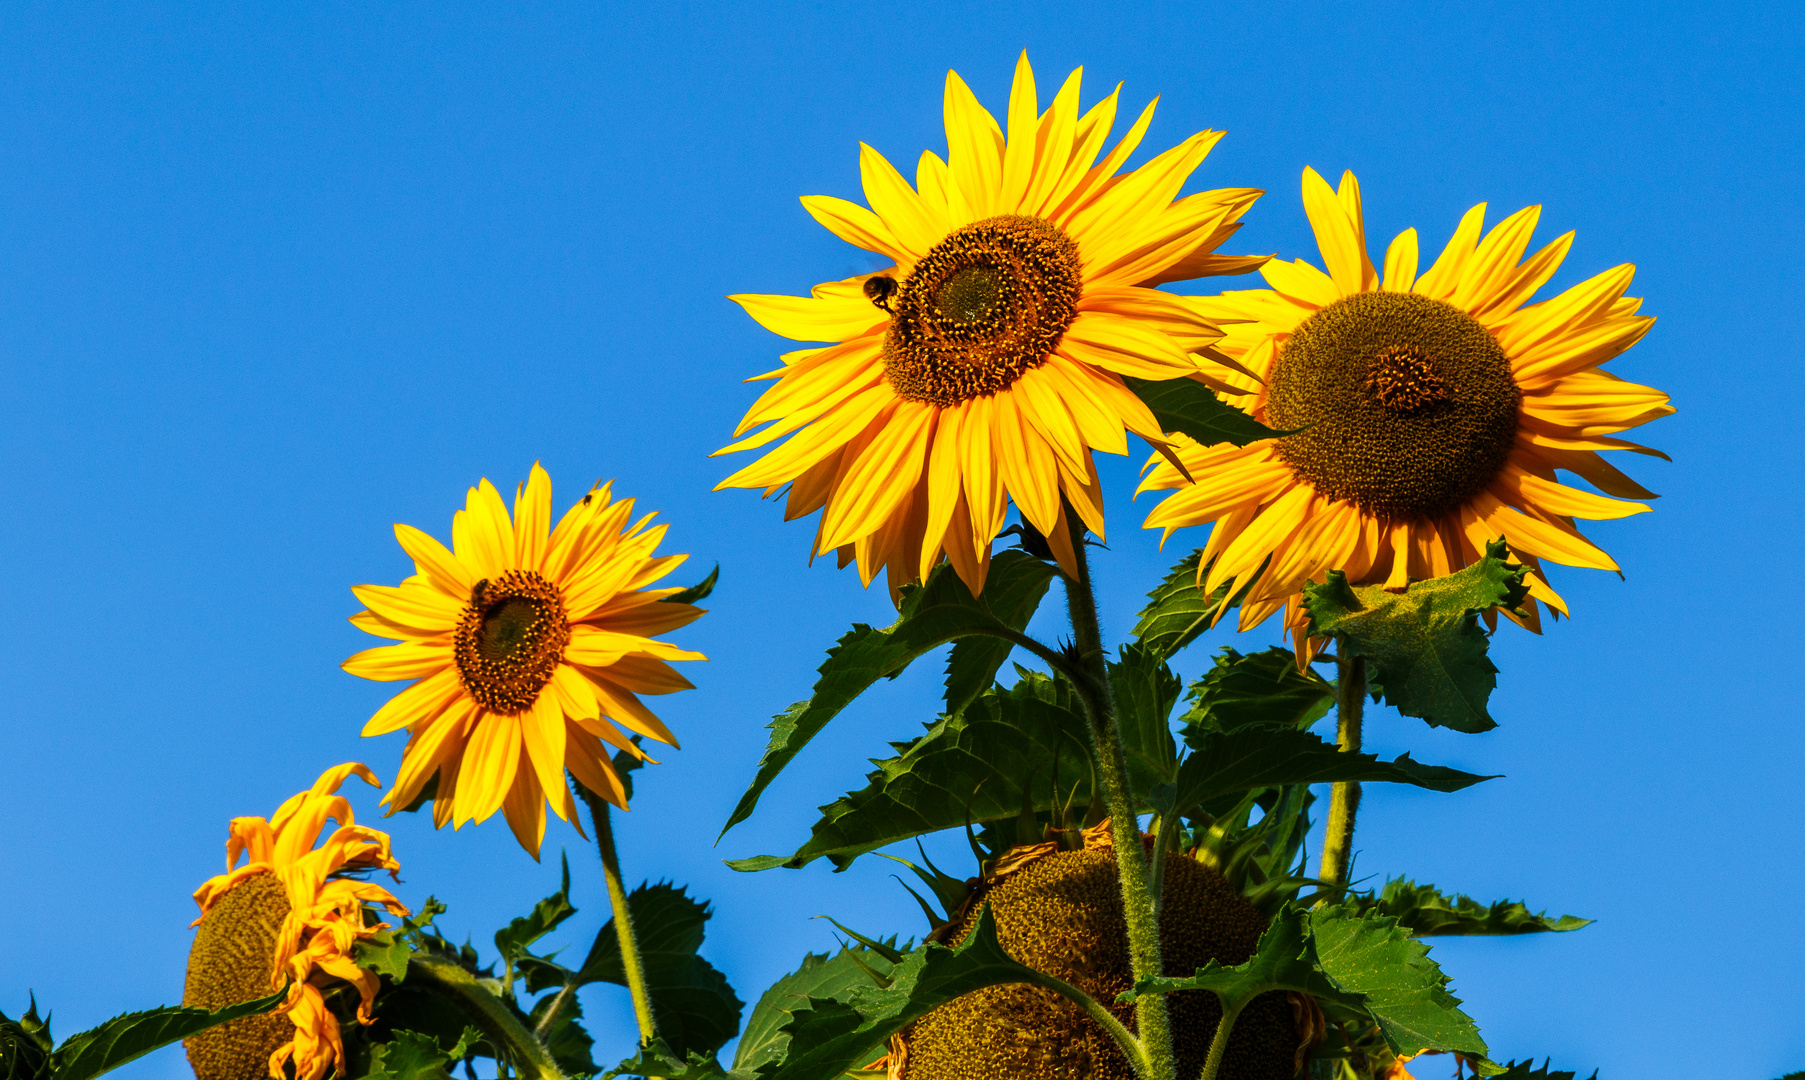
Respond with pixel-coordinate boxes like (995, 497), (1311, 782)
(717, 53), (1266, 598)
(184, 763), (407, 1080)
(1140, 168), (1671, 658)
(343, 464), (706, 856)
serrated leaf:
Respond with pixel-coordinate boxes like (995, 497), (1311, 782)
(527, 991), (596, 1075)
(1108, 644), (1181, 784)
(1348, 879), (1592, 936)
(1491, 1060), (1596, 1080)
(730, 948), (900, 1078)
(1122, 376), (1283, 448)
(1180, 647), (1334, 739)
(494, 855), (576, 964)
(1308, 906), (1489, 1060)
(722, 551), (1056, 839)
(941, 555), (1058, 716)
(50, 990), (287, 1080)
(361, 1030), (458, 1080)
(751, 908), (1044, 1080)
(1302, 539), (1528, 733)
(1131, 551), (1243, 661)
(1173, 725), (1495, 818)
(606, 1037), (730, 1080)
(663, 565), (719, 605)
(1122, 908), (1358, 1011)
(1, 998), (53, 1080)
(573, 884), (743, 1060)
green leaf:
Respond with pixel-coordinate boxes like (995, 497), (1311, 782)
(663, 564), (720, 606)
(1108, 644), (1181, 784)
(1180, 647), (1334, 738)
(1173, 725), (1495, 818)
(1347, 879), (1592, 936)
(1121, 908), (1358, 1012)
(494, 854), (576, 964)
(1121, 376), (1282, 449)
(1308, 905), (1490, 1061)
(1302, 539), (1529, 733)
(750, 907), (1045, 1080)
(50, 990), (288, 1080)
(731, 947), (901, 1078)
(361, 1030), (460, 1080)
(355, 928), (415, 983)
(527, 992), (597, 1075)
(725, 673), (1101, 871)
(606, 1038), (730, 1080)
(722, 551), (1056, 839)
(941, 554), (1058, 716)
(572, 884), (744, 1061)
(1131, 551), (1245, 661)
(1491, 1061), (1596, 1080)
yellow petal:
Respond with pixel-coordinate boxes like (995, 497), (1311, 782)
(343, 642), (452, 683)
(801, 195), (910, 263)
(1381, 229), (1418, 292)
(860, 143), (945, 257)
(730, 291), (886, 343)
(394, 523), (475, 598)
(943, 68), (1003, 219)
(1300, 167), (1373, 297)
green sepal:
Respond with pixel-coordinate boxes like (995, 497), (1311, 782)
(0, 997), (52, 1080)
(1346, 878), (1592, 936)
(47, 989), (288, 1080)
(493, 854), (576, 964)
(354, 927), (415, 983)
(1180, 647), (1334, 737)
(662, 564), (720, 605)
(721, 551), (1058, 840)
(747, 907), (1049, 1080)
(1302, 539), (1530, 733)
(1173, 725), (1495, 819)
(1121, 376), (1283, 448)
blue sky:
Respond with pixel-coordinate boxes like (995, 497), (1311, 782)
(1, 3), (1800, 1078)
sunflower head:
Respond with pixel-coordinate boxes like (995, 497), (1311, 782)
(718, 53), (1269, 600)
(901, 831), (1306, 1080)
(343, 464), (707, 857)
(1141, 166), (1671, 661)
(184, 764), (407, 1080)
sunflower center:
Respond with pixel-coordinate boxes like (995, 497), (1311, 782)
(184, 872), (295, 1080)
(882, 214), (1082, 407)
(454, 570), (570, 715)
(1266, 291), (1520, 521)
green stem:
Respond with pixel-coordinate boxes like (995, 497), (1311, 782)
(408, 955), (565, 1080)
(1316, 649), (1366, 893)
(574, 776), (659, 1047)
(1060, 509), (1173, 1080)
(1195, 999), (1244, 1080)
(1024, 970), (1150, 1076)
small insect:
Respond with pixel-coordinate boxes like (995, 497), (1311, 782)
(863, 274), (898, 313)
(471, 578), (489, 604)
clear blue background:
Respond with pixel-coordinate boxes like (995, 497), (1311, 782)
(2, 3), (1798, 1078)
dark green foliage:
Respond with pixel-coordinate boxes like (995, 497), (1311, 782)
(359, 1029), (479, 1080)
(494, 855), (577, 966)
(0, 990), (287, 1080)
(1347, 879), (1591, 936)
(1121, 375), (1283, 449)
(662, 564), (720, 605)
(1131, 550), (1246, 661)
(729, 945), (903, 1078)
(721, 551), (1059, 839)
(1109, 643), (1182, 783)
(1491, 1059), (1597, 1080)
(1181, 647), (1334, 736)
(1302, 539), (1528, 733)
(941, 555), (1057, 716)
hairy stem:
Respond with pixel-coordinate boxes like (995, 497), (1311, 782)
(1025, 970), (1150, 1076)
(1316, 649), (1366, 892)
(574, 776), (659, 1046)
(408, 955), (565, 1080)
(1060, 509), (1173, 1080)
(1195, 999), (1244, 1080)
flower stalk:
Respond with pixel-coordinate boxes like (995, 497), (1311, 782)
(574, 777), (659, 1047)
(1317, 648), (1366, 892)
(1059, 509), (1175, 1080)
(409, 954), (565, 1080)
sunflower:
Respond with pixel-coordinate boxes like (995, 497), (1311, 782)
(716, 53), (1267, 598)
(1140, 168), (1672, 659)
(343, 464), (706, 856)
(184, 763), (407, 1080)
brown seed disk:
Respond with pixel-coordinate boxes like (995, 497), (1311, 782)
(183, 872), (294, 1080)
(902, 849), (1299, 1080)
(883, 215), (1083, 407)
(1267, 290), (1521, 521)
(453, 570), (570, 715)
